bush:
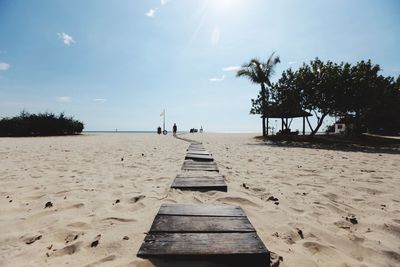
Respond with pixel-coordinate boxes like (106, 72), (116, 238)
(0, 111), (84, 137)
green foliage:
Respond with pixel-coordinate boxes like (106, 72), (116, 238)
(236, 52), (281, 136)
(0, 111), (84, 137)
(237, 52), (281, 111)
(252, 58), (400, 136)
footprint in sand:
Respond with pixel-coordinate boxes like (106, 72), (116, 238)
(52, 241), (83, 257)
(64, 233), (80, 243)
(129, 195), (145, 203)
(23, 234), (42, 244)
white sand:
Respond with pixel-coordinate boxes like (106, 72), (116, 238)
(0, 133), (399, 267)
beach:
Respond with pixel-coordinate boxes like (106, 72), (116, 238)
(0, 133), (399, 267)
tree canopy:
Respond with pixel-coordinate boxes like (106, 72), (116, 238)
(250, 58), (400, 136)
(237, 52), (280, 136)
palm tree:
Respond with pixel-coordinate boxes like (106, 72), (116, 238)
(236, 52), (280, 137)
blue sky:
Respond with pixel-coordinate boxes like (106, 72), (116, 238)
(1, 0), (399, 132)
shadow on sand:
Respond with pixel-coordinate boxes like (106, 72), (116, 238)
(251, 134), (400, 155)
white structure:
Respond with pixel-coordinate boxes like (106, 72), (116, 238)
(335, 123), (346, 134)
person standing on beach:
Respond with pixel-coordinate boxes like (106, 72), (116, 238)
(173, 123), (177, 136)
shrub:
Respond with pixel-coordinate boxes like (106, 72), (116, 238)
(0, 111), (84, 137)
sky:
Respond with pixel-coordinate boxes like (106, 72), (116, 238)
(0, 0), (399, 132)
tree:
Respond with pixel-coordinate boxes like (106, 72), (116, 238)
(236, 52), (280, 137)
(295, 58), (350, 136)
(268, 69), (305, 130)
(270, 58), (400, 136)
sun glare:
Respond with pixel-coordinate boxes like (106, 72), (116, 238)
(207, 0), (243, 14)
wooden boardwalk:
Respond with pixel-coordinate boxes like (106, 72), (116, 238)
(137, 204), (270, 266)
(137, 136), (270, 266)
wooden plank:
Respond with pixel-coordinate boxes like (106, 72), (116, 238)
(185, 154), (214, 161)
(182, 166), (219, 172)
(150, 215), (253, 233)
(182, 162), (219, 171)
(137, 204), (271, 266)
(183, 161), (217, 165)
(188, 147), (206, 151)
(173, 176), (224, 183)
(171, 177), (227, 192)
(158, 204), (245, 217)
(138, 232), (268, 256)
(186, 150), (210, 155)
(175, 174), (225, 180)
(173, 177), (225, 184)
(182, 164), (218, 168)
(189, 147), (205, 149)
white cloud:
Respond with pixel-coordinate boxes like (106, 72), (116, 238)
(209, 75), (225, 82)
(145, 8), (157, 17)
(93, 98), (107, 103)
(223, 66), (240, 72)
(288, 61), (297, 65)
(211, 27), (220, 45)
(0, 62), (10, 70)
(161, 0), (169, 5)
(56, 96), (71, 103)
(57, 32), (75, 45)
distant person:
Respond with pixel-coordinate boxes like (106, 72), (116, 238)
(200, 126), (203, 133)
(157, 126), (162, 135)
(173, 123), (177, 136)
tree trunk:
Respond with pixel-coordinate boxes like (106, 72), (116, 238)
(310, 113), (328, 137)
(262, 117), (266, 137)
(260, 83), (267, 137)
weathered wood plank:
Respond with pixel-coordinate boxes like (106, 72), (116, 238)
(186, 150), (210, 155)
(175, 174), (225, 180)
(182, 161), (219, 171)
(189, 144), (204, 148)
(137, 204), (270, 266)
(173, 177), (224, 183)
(183, 161), (218, 165)
(182, 166), (219, 172)
(185, 154), (214, 161)
(158, 204), (245, 217)
(171, 177), (227, 192)
(173, 177), (225, 184)
(187, 147), (207, 151)
(138, 232), (268, 255)
(150, 215), (253, 232)
(186, 152), (212, 156)
(188, 146), (206, 149)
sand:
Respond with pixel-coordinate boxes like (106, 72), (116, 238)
(0, 133), (399, 267)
